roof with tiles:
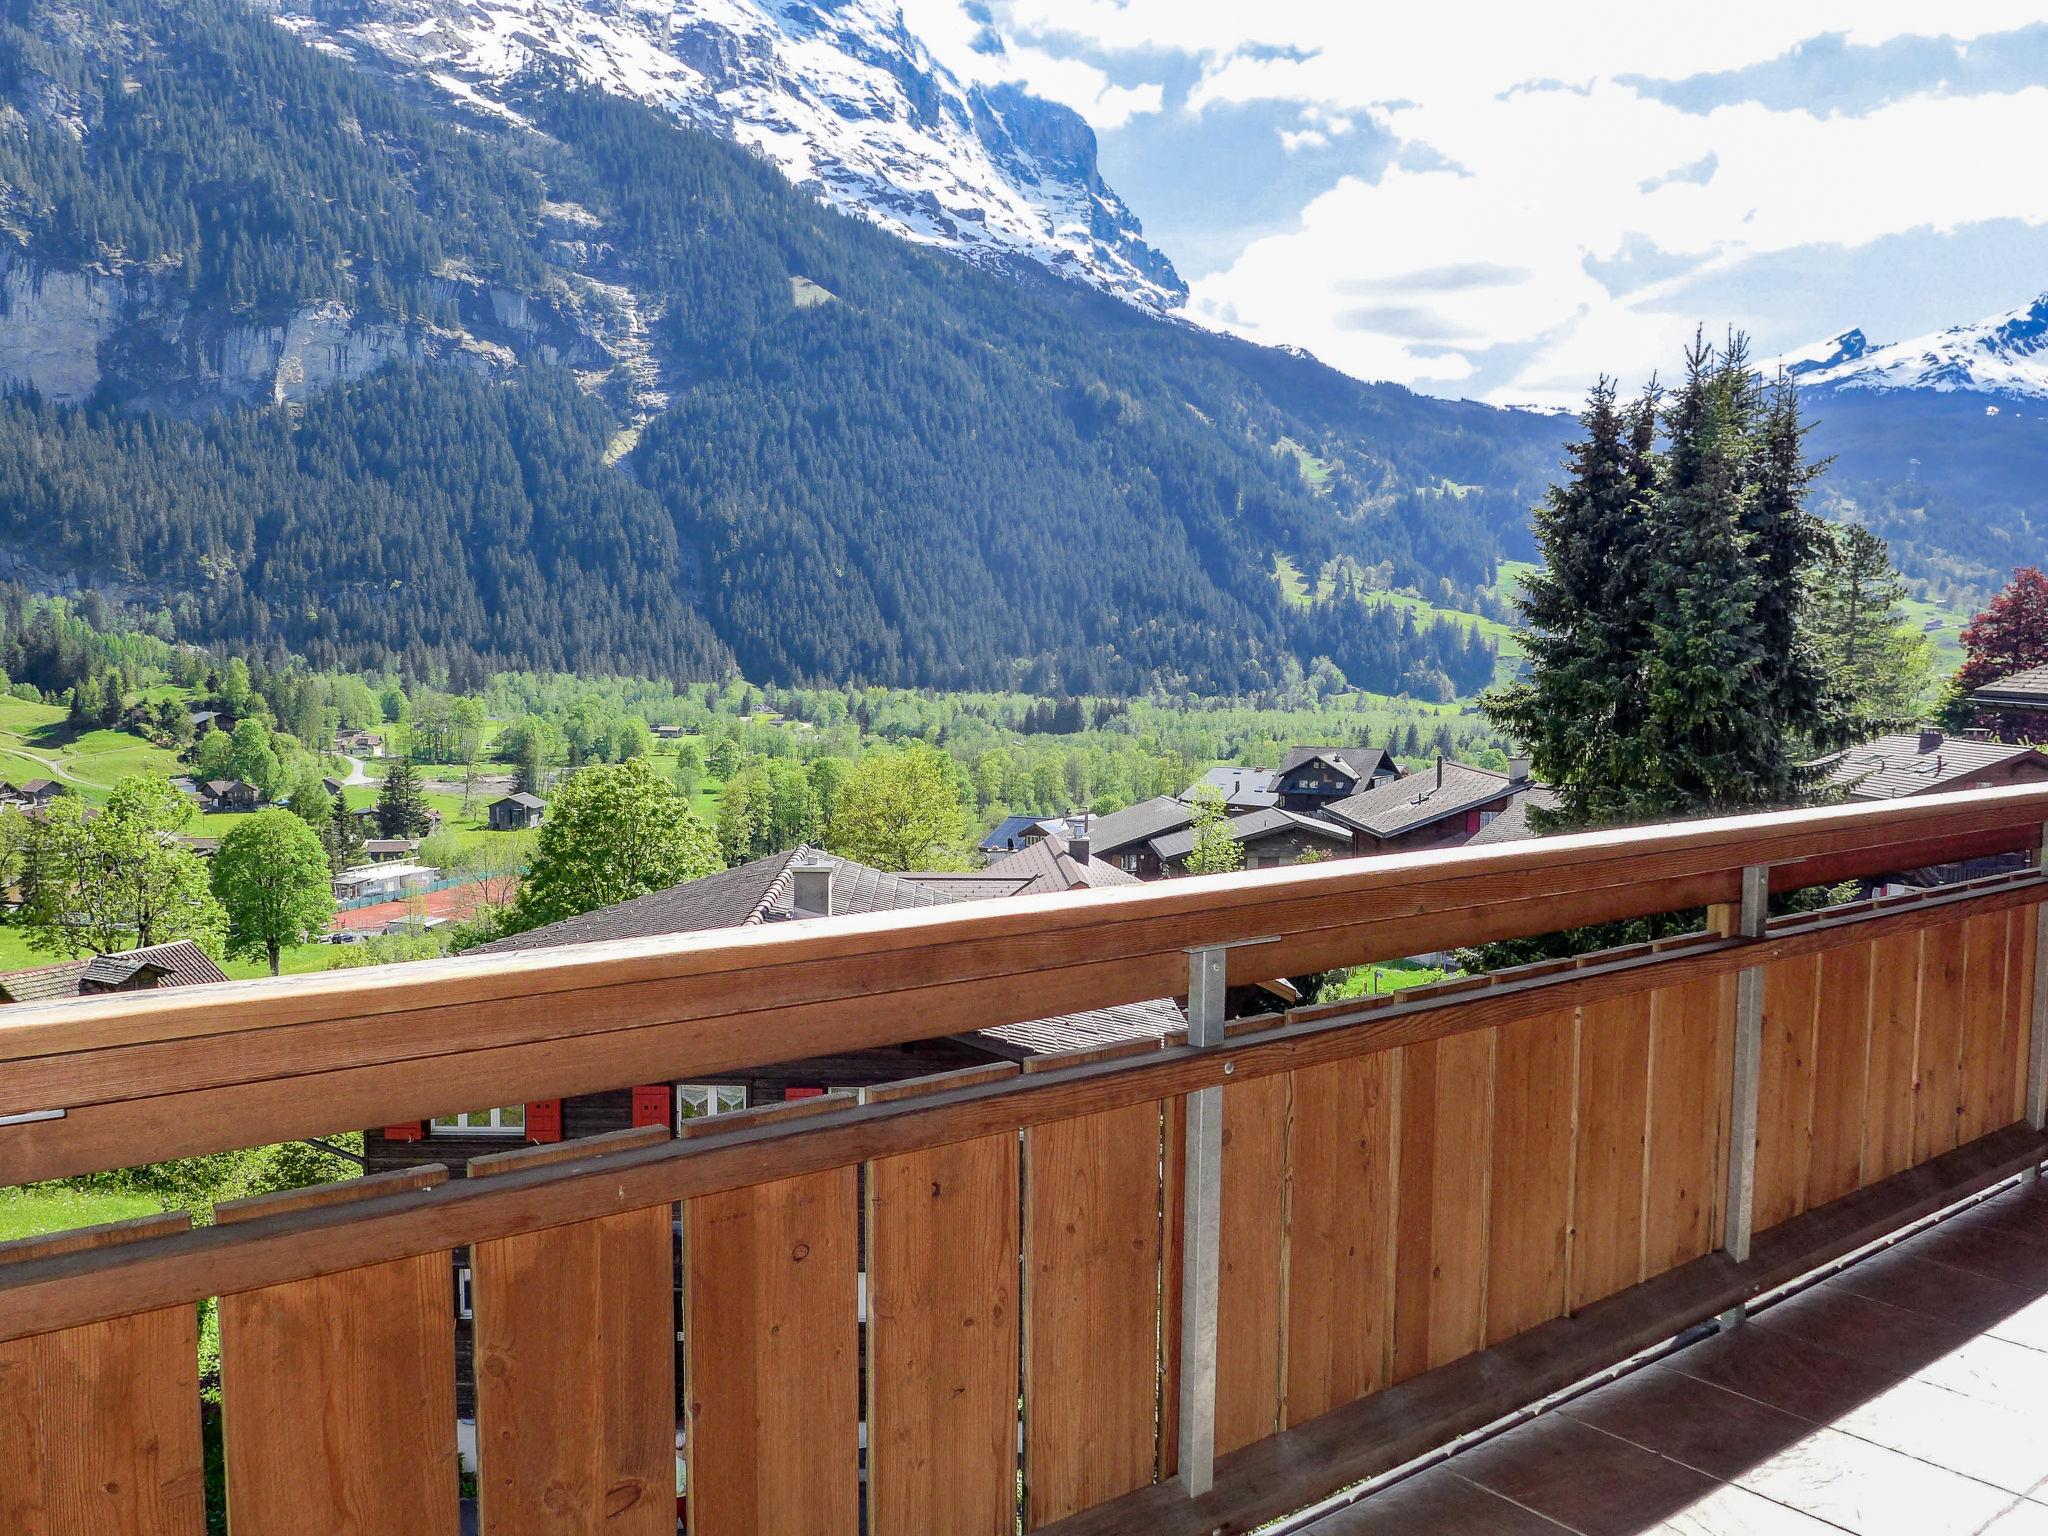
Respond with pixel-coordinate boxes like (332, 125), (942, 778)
(980, 833), (1142, 896)
(1148, 806), (1351, 863)
(1321, 760), (1516, 839)
(1819, 731), (2048, 801)
(1085, 795), (1195, 857)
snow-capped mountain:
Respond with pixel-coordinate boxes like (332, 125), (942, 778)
(273, 0), (1185, 310)
(1786, 294), (2048, 400)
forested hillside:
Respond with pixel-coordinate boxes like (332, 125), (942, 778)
(0, 0), (1567, 694)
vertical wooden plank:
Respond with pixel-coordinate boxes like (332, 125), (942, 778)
(1392, 1030), (1493, 1382)
(1214, 1072), (1289, 1457)
(1642, 977), (1729, 1279)
(219, 1249), (459, 1533)
(1023, 1100), (1164, 1528)
(0, 1214), (205, 1536)
(1914, 920), (1969, 1163)
(1862, 930), (1924, 1183)
(866, 1131), (1020, 1536)
(1569, 993), (1651, 1310)
(1751, 955), (1820, 1232)
(1283, 1051), (1396, 1427)
(686, 1166), (859, 1536)
(1486, 1008), (1576, 1344)
(1958, 910), (2015, 1143)
(2009, 905), (2039, 1126)
(1806, 941), (1875, 1210)
(470, 1130), (675, 1536)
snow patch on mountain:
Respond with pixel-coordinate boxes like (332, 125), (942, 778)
(273, 0), (1186, 310)
(1787, 295), (2048, 400)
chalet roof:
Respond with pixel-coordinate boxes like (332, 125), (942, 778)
(1322, 761), (1515, 839)
(493, 793), (546, 810)
(202, 779), (253, 796)
(1183, 767), (1278, 810)
(899, 872), (1039, 900)
(1818, 731), (2048, 801)
(1148, 806), (1351, 863)
(1463, 785), (1562, 846)
(978, 814), (1054, 853)
(981, 834), (1142, 896)
(362, 838), (420, 855)
(0, 940), (226, 1003)
(1970, 663), (2048, 712)
(1085, 795), (1195, 858)
(467, 846), (1178, 1057)
(15, 778), (54, 795)
(1274, 746), (1392, 783)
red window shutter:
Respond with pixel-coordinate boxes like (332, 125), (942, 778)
(525, 1100), (563, 1143)
(784, 1086), (825, 1101)
(382, 1122), (424, 1143)
(631, 1085), (671, 1128)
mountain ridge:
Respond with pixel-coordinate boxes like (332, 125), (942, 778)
(1788, 294), (2048, 401)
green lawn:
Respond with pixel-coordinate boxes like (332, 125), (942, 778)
(0, 1184), (167, 1242)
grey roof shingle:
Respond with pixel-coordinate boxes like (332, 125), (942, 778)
(1819, 732), (2048, 800)
(1274, 745), (1392, 782)
(1322, 762), (1514, 839)
(1970, 664), (2048, 712)
(1149, 806), (1352, 863)
(900, 872), (1039, 900)
(0, 940), (227, 1003)
(982, 834), (1142, 896)
(1462, 786), (1561, 846)
(1085, 795), (1195, 858)
(1183, 767), (1278, 809)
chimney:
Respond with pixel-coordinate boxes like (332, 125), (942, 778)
(1918, 727), (1943, 754)
(1508, 755), (1530, 785)
(1071, 833), (1091, 865)
(789, 857), (835, 918)
(1435, 755), (1445, 791)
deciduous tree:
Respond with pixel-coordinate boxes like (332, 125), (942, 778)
(211, 810), (337, 975)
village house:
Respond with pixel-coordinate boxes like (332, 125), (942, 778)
(1182, 766), (1279, 811)
(361, 837), (422, 863)
(1150, 806), (1354, 873)
(333, 861), (439, 906)
(1084, 795), (1197, 878)
(1819, 727), (2048, 801)
(1320, 757), (1536, 855)
(486, 792), (546, 832)
(334, 727), (385, 757)
(0, 779), (62, 809)
(188, 709), (232, 738)
(974, 830), (1138, 895)
(197, 779), (262, 813)
(0, 940), (227, 1004)
(1269, 745), (1401, 815)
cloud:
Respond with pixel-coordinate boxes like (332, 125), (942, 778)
(901, 3), (2048, 402)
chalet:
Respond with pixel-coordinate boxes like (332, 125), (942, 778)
(1081, 795), (1196, 879)
(1270, 746), (1400, 814)
(486, 793), (546, 832)
(1321, 758), (1534, 855)
(1462, 785), (1562, 847)
(1182, 766), (1278, 811)
(188, 709), (230, 738)
(0, 779), (61, 809)
(198, 779), (261, 813)
(0, 940), (227, 1004)
(1149, 806), (1353, 873)
(1819, 728), (2048, 801)
(361, 837), (422, 863)
(391, 845), (1187, 1425)
(975, 831), (1141, 895)
(321, 776), (347, 800)
(976, 814), (1081, 858)
(652, 725), (688, 741)
(334, 728), (385, 756)
(333, 862), (438, 905)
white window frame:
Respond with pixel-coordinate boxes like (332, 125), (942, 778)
(456, 1266), (474, 1321)
(430, 1106), (526, 1137)
(676, 1084), (748, 1130)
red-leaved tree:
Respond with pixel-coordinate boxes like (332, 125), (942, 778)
(1957, 567), (2048, 741)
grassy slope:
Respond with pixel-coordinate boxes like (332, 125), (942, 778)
(0, 1185), (165, 1241)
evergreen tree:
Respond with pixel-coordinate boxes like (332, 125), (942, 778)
(1805, 524), (1931, 735)
(374, 758), (431, 838)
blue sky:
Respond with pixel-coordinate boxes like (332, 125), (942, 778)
(897, 2), (2048, 406)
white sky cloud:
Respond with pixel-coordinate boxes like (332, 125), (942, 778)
(899, 2), (2048, 405)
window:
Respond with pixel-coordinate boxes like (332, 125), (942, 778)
(676, 1085), (748, 1129)
(431, 1106), (525, 1137)
(1478, 810), (1501, 828)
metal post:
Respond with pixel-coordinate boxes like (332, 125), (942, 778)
(2028, 826), (2048, 1137)
(1722, 864), (1769, 1265)
(1177, 944), (1227, 1499)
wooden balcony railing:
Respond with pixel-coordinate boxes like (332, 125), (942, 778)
(5, 786), (2048, 1535)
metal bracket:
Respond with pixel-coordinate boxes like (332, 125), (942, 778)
(1723, 864), (1769, 1262)
(1176, 943), (1234, 1498)
(2030, 826), (2048, 1133)
(0, 1107), (64, 1128)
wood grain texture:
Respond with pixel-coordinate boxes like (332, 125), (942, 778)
(1862, 931), (1924, 1184)
(685, 1166), (859, 1536)
(1643, 978), (1729, 1278)
(1391, 1030), (1494, 1382)
(219, 1250), (459, 1536)
(1957, 911), (2016, 1144)
(865, 1132), (1020, 1536)
(1752, 956), (1821, 1234)
(0, 1216), (204, 1536)
(1215, 1073), (1289, 1456)
(1283, 1052), (1396, 1426)
(1485, 1008), (1577, 1344)
(472, 1204), (675, 1536)
(1023, 1100), (1166, 1528)
(1570, 993), (1652, 1310)
(2007, 906), (2038, 1126)
(1914, 921), (1969, 1164)
(1806, 942), (1875, 1211)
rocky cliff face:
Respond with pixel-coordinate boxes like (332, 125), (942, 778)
(271, 0), (1187, 310)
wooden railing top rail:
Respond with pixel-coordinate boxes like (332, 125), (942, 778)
(1, 863), (2042, 1344)
(1, 784), (2043, 1185)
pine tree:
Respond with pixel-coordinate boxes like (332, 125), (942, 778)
(375, 758), (430, 838)
(1806, 524), (1930, 735)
